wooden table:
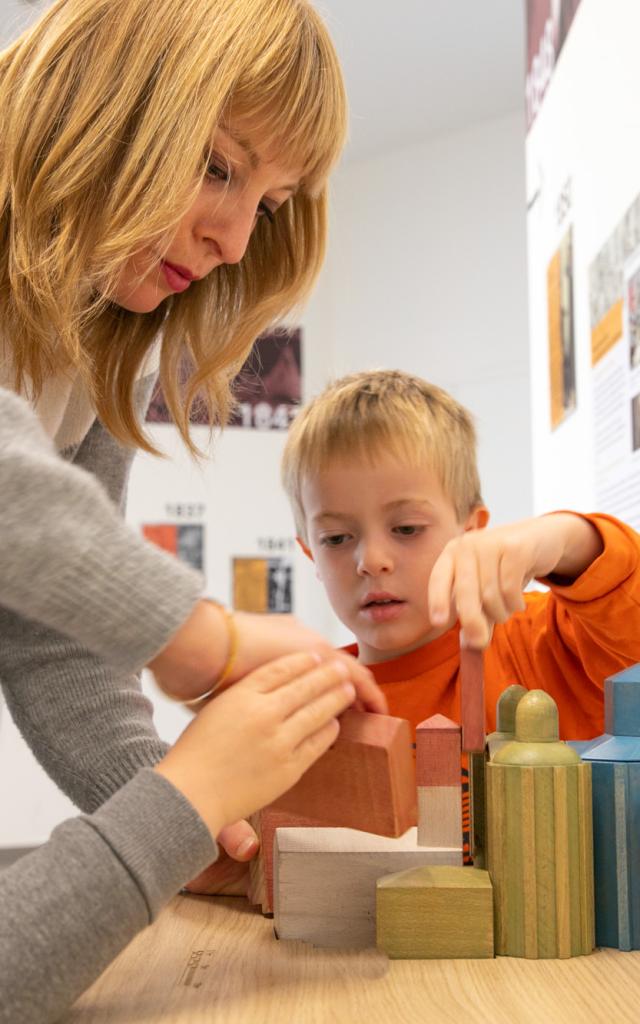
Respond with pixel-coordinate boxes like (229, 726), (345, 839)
(65, 894), (640, 1024)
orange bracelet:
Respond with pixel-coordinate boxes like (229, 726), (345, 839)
(182, 601), (239, 707)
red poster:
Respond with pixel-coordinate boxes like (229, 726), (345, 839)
(526, 0), (583, 131)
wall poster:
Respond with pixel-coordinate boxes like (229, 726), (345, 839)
(232, 557), (293, 614)
(589, 193), (640, 528)
(526, 0), (584, 131)
(146, 327), (302, 430)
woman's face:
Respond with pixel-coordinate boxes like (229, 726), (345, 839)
(108, 127), (301, 313)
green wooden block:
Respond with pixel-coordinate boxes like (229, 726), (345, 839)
(376, 865), (494, 959)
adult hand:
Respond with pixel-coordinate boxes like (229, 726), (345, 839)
(184, 820), (256, 897)
(428, 513), (603, 650)
(150, 602), (387, 714)
(154, 651), (361, 839)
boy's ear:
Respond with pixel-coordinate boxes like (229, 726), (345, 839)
(296, 536), (314, 562)
(463, 504), (490, 532)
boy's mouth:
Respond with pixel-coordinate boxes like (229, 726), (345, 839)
(360, 592), (406, 622)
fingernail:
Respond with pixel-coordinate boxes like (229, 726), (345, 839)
(236, 837), (259, 859)
(342, 682), (356, 699)
(310, 650), (323, 664)
(331, 659), (349, 677)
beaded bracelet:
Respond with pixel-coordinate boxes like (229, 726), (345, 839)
(182, 600), (239, 707)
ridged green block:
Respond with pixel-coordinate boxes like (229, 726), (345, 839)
(487, 691), (594, 959)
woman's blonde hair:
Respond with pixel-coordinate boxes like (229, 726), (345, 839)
(282, 369), (484, 540)
(0, 0), (346, 451)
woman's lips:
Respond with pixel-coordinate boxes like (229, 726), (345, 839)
(161, 260), (194, 292)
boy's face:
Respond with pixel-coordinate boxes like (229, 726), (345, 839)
(302, 452), (486, 664)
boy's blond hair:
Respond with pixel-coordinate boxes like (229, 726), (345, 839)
(282, 369), (483, 540)
(0, 0), (346, 453)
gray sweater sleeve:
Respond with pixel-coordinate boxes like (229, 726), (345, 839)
(0, 378), (189, 810)
(0, 383), (203, 674)
(0, 769), (217, 1024)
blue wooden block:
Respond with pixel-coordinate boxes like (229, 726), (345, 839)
(605, 665), (640, 737)
(590, 762), (640, 950)
(582, 735), (640, 761)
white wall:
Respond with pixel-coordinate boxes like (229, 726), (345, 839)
(526, 0), (640, 517)
(0, 114), (530, 844)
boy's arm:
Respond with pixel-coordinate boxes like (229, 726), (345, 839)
(429, 511), (607, 650)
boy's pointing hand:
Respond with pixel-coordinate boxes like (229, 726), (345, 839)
(428, 513), (603, 649)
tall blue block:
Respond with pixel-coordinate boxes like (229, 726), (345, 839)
(578, 664), (640, 950)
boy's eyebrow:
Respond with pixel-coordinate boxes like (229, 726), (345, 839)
(312, 498), (434, 525)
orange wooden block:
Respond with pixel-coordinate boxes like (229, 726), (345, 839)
(416, 714), (461, 787)
(272, 710), (417, 837)
(460, 648), (485, 752)
(248, 807), (320, 914)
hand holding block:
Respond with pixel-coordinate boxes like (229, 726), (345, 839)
(376, 865), (494, 959)
(272, 709), (416, 837)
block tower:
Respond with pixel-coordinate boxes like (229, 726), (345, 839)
(487, 689), (594, 958)
(577, 663), (640, 950)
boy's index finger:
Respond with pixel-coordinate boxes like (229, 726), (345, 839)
(428, 543), (456, 626)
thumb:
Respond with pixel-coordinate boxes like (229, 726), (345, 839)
(217, 819), (260, 861)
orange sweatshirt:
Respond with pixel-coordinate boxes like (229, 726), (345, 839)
(344, 514), (640, 741)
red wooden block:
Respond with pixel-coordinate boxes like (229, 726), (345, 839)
(416, 714), (461, 787)
(272, 710), (417, 837)
(247, 807), (320, 914)
(460, 647), (485, 752)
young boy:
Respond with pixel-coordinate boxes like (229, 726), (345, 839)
(282, 368), (640, 747)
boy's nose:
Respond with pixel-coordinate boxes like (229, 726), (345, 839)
(356, 542), (393, 576)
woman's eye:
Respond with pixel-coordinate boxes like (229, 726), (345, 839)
(257, 201), (276, 224)
(206, 160), (231, 184)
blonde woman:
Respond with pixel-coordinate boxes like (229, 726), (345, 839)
(0, 1), (385, 1019)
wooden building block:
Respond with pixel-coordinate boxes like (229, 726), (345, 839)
(273, 826), (461, 949)
(487, 684), (528, 760)
(376, 865), (494, 959)
(247, 807), (320, 914)
(469, 751), (486, 867)
(416, 715), (462, 849)
(272, 709), (416, 837)
(577, 665), (640, 949)
(487, 690), (594, 959)
(459, 648), (485, 752)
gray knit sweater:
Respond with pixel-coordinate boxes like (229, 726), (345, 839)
(0, 379), (217, 1023)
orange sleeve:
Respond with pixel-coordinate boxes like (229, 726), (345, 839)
(486, 513), (640, 739)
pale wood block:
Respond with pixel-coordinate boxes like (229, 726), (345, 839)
(459, 648), (485, 753)
(272, 709), (416, 837)
(417, 785), (462, 849)
(273, 826), (461, 949)
(376, 865), (494, 959)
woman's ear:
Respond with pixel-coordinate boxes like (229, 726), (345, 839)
(296, 536), (314, 561)
(464, 505), (490, 532)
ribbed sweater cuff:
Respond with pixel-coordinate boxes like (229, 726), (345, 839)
(84, 768), (217, 918)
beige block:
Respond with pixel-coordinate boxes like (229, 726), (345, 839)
(417, 785), (462, 848)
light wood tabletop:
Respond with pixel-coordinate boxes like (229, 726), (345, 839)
(65, 894), (640, 1024)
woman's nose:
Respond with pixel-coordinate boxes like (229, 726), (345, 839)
(201, 197), (258, 266)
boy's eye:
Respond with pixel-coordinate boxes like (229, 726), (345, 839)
(393, 525), (422, 537)
(321, 534), (349, 547)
